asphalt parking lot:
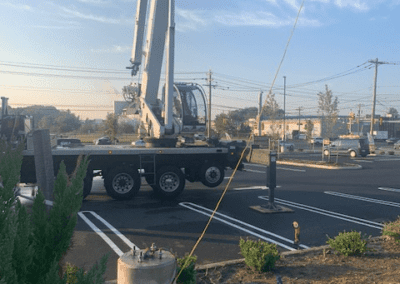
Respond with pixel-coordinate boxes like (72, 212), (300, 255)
(18, 148), (400, 282)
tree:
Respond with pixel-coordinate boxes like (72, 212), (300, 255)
(79, 119), (99, 134)
(0, 142), (109, 283)
(214, 107), (258, 137)
(53, 110), (81, 133)
(103, 113), (118, 141)
(388, 107), (398, 118)
(260, 93), (281, 140)
(318, 85), (339, 139)
(305, 120), (314, 140)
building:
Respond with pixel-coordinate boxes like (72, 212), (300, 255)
(250, 115), (350, 139)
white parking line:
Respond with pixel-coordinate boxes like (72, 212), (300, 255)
(78, 212), (124, 257)
(179, 202), (309, 250)
(258, 196), (383, 229)
(78, 211), (140, 257)
(243, 163), (266, 168)
(375, 158), (400, 162)
(243, 163), (306, 172)
(379, 187), (400, 193)
(233, 186), (281, 191)
(353, 160), (373, 163)
(244, 169), (265, 173)
(324, 191), (400, 208)
(277, 167), (306, 172)
(18, 193), (138, 256)
(80, 211), (139, 250)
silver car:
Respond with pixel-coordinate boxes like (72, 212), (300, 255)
(323, 138), (369, 158)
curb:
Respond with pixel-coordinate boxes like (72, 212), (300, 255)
(277, 160), (362, 170)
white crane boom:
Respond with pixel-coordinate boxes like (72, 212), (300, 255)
(128, 0), (207, 141)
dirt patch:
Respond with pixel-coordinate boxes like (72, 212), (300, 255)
(196, 238), (400, 283)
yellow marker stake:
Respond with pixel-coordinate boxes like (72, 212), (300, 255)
(292, 221), (300, 247)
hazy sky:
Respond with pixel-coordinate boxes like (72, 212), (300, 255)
(1, 0), (399, 120)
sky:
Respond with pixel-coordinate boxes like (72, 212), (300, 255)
(0, 0), (399, 120)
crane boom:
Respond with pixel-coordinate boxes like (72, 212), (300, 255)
(129, 0), (148, 76)
(128, 0), (207, 142)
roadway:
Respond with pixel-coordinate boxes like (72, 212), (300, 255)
(44, 151), (400, 282)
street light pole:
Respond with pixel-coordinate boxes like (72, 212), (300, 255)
(283, 76), (286, 141)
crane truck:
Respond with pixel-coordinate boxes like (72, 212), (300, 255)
(17, 0), (245, 201)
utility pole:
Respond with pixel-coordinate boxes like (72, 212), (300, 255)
(258, 91), (263, 136)
(207, 69), (212, 139)
(283, 76), (286, 141)
(368, 58), (398, 135)
(296, 107), (303, 133)
(357, 104), (363, 134)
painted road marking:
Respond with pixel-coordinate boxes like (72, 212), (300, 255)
(78, 211), (139, 257)
(233, 186), (281, 191)
(18, 194), (138, 256)
(179, 202), (309, 250)
(244, 169), (266, 173)
(379, 187), (400, 193)
(258, 196), (383, 229)
(277, 167), (306, 172)
(324, 191), (400, 208)
(353, 160), (373, 163)
(375, 158), (400, 162)
(78, 212), (124, 257)
(243, 163), (306, 172)
(80, 211), (139, 249)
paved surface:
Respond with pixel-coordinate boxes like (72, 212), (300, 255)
(18, 151), (400, 282)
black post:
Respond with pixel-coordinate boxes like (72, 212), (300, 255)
(33, 129), (54, 212)
(266, 151), (277, 209)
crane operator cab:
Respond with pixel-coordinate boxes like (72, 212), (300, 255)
(161, 82), (207, 135)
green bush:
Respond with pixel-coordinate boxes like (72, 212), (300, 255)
(326, 230), (368, 256)
(382, 217), (400, 242)
(239, 238), (280, 272)
(0, 140), (109, 284)
(176, 254), (197, 284)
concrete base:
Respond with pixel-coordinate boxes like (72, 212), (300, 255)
(250, 204), (294, 214)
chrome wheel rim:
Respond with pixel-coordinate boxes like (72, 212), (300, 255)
(159, 172), (180, 192)
(205, 166), (221, 184)
(112, 173), (134, 194)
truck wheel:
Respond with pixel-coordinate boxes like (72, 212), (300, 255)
(200, 163), (224, 188)
(154, 166), (185, 199)
(83, 172), (93, 199)
(323, 149), (330, 156)
(104, 167), (141, 200)
(350, 150), (357, 158)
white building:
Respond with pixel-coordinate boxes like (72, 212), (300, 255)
(250, 116), (349, 139)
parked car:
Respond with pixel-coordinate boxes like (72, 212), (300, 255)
(394, 140), (400, 149)
(94, 136), (112, 145)
(279, 140), (294, 151)
(310, 137), (323, 145)
(194, 133), (206, 141)
(323, 138), (369, 158)
(295, 134), (307, 140)
(386, 137), (399, 145)
(57, 138), (82, 147)
(132, 139), (146, 147)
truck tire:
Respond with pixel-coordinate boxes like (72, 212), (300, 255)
(82, 172), (93, 199)
(153, 166), (185, 199)
(200, 163), (224, 188)
(104, 167), (141, 200)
